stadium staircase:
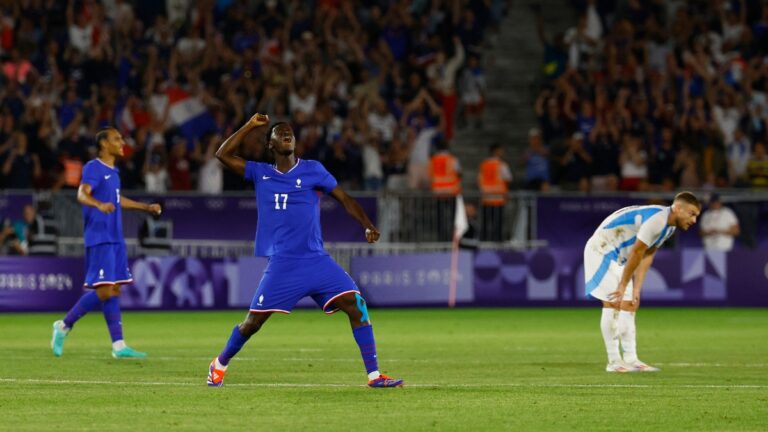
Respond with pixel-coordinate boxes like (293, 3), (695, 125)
(453, 0), (576, 192)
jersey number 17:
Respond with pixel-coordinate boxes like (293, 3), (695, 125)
(274, 193), (288, 210)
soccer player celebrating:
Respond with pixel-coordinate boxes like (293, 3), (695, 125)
(207, 113), (403, 388)
(51, 128), (161, 359)
(584, 192), (701, 372)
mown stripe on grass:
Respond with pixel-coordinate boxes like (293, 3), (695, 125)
(1, 378), (766, 389)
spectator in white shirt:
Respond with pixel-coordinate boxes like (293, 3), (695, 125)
(699, 193), (740, 251)
(361, 134), (384, 191)
(366, 99), (397, 144)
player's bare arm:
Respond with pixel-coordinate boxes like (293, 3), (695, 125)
(329, 186), (380, 243)
(120, 196), (162, 215)
(77, 183), (114, 214)
(631, 247), (657, 307)
(609, 239), (650, 307)
(215, 113), (269, 177)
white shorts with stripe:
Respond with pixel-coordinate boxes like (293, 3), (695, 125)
(583, 237), (633, 302)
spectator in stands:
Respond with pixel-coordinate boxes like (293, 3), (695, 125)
(383, 133), (409, 191)
(747, 141), (768, 188)
(1, 130), (41, 189)
(361, 133), (384, 192)
(522, 128), (550, 192)
(618, 134), (648, 191)
(589, 116), (620, 192)
(458, 54), (486, 129)
(727, 128), (752, 186)
(699, 193), (740, 252)
(534, 90), (568, 148)
(0, 217), (24, 256)
(0, 0), (500, 193)
(559, 132), (592, 191)
(534, 5), (568, 81)
(649, 127), (678, 191)
(366, 98), (397, 145)
(168, 137), (193, 191)
(426, 36), (465, 140)
(198, 133), (223, 194)
(144, 150), (168, 193)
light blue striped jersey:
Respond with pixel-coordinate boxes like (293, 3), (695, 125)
(589, 205), (676, 264)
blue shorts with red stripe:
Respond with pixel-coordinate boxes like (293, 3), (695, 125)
(84, 242), (133, 288)
(250, 254), (359, 314)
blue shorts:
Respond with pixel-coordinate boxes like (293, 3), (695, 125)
(84, 243), (133, 288)
(250, 254), (359, 314)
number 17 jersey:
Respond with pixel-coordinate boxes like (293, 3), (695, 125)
(244, 159), (338, 258)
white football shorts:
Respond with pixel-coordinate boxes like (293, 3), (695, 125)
(583, 237), (633, 302)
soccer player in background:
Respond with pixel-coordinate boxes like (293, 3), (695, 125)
(207, 113), (403, 388)
(584, 192), (701, 372)
(51, 128), (161, 359)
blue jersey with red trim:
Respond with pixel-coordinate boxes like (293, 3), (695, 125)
(244, 159), (337, 258)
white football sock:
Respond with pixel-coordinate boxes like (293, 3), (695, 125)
(618, 310), (637, 364)
(57, 321), (70, 333)
(368, 371), (381, 380)
(215, 357), (228, 371)
(112, 340), (126, 351)
(600, 308), (621, 363)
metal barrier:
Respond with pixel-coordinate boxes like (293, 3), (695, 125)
(40, 190), (536, 245)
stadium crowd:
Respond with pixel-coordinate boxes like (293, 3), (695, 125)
(527, 0), (768, 192)
(0, 0), (503, 193)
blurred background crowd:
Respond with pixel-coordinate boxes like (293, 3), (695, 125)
(0, 0), (504, 193)
(527, 0), (768, 192)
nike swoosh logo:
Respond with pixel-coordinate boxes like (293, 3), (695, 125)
(262, 176), (271, 180)
(104, 175), (111, 179)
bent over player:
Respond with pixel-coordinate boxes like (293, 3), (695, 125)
(584, 192), (701, 372)
(51, 128), (161, 358)
(207, 113), (403, 388)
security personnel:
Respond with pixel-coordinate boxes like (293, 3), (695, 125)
(429, 139), (461, 241)
(477, 144), (512, 240)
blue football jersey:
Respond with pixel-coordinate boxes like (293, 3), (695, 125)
(244, 159), (338, 258)
(80, 159), (124, 247)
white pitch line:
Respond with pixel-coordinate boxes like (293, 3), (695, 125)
(8, 355), (425, 363)
(0, 378), (766, 389)
(656, 363), (767, 368)
(10, 356), (768, 367)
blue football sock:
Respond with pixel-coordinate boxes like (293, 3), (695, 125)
(352, 324), (379, 374)
(102, 296), (123, 343)
(218, 325), (251, 366)
(63, 291), (102, 329)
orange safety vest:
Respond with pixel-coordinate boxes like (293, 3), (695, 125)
(478, 158), (508, 206)
(429, 153), (461, 196)
(63, 157), (83, 188)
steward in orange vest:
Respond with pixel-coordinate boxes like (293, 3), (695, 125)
(429, 141), (461, 196)
(478, 144), (511, 206)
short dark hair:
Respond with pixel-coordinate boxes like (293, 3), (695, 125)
(489, 143), (501, 154)
(266, 122), (288, 146)
(673, 191), (701, 209)
(95, 127), (116, 148)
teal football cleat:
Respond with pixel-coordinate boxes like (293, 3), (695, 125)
(112, 346), (148, 359)
(51, 320), (69, 357)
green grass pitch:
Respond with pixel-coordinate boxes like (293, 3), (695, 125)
(1, 308), (767, 431)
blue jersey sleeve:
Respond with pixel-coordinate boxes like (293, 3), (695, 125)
(81, 161), (101, 188)
(315, 162), (337, 194)
(244, 161), (259, 182)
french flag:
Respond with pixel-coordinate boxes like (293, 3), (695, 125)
(166, 87), (217, 141)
